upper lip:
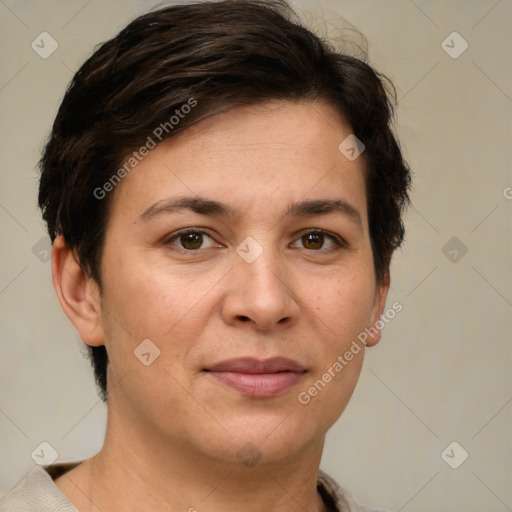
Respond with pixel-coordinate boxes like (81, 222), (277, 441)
(205, 357), (306, 374)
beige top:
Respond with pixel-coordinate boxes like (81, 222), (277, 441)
(0, 463), (389, 512)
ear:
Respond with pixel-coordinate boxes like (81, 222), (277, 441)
(365, 269), (391, 347)
(51, 234), (105, 347)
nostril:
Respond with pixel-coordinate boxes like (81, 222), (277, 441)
(238, 316), (251, 322)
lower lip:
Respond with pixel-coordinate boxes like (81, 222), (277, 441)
(207, 371), (304, 397)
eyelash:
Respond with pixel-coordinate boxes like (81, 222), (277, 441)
(164, 228), (346, 252)
(294, 229), (347, 251)
(164, 228), (220, 250)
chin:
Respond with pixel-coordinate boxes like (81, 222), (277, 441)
(197, 414), (323, 467)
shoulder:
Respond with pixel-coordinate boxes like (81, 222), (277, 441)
(318, 469), (392, 512)
(0, 464), (79, 512)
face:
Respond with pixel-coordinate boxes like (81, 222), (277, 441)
(92, 100), (388, 464)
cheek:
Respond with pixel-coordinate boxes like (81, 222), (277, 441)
(98, 260), (194, 375)
(302, 267), (376, 340)
(98, 262), (213, 432)
(102, 250), (216, 335)
(293, 264), (376, 415)
(299, 289), (371, 430)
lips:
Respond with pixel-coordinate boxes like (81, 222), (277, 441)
(206, 357), (305, 374)
(204, 357), (306, 397)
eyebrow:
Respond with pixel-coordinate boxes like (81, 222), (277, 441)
(288, 199), (362, 228)
(138, 196), (362, 228)
(138, 197), (234, 222)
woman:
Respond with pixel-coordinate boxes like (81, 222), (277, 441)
(0, 1), (410, 510)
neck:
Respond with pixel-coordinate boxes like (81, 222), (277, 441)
(85, 405), (329, 512)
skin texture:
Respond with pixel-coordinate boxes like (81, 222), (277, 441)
(51, 100), (389, 512)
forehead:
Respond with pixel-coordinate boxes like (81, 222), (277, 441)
(158, 100), (358, 174)
(109, 100), (368, 223)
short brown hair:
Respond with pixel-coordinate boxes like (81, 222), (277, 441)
(38, 0), (411, 401)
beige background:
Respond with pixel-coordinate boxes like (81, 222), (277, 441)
(0, 0), (511, 510)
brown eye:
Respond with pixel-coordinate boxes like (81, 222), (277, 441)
(180, 232), (204, 250)
(164, 228), (220, 254)
(291, 230), (342, 251)
(166, 229), (221, 252)
(301, 233), (324, 250)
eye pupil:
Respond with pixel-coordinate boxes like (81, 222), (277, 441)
(181, 232), (203, 250)
(302, 233), (324, 250)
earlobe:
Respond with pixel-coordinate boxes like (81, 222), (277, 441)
(51, 234), (105, 347)
(365, 270), (391, 347)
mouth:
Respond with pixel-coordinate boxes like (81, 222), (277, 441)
(203, 357), (306, 398)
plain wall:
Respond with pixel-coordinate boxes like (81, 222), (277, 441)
(0, 1), (510, 510)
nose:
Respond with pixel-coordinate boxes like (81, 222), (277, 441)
(221, 252), (300, 331)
